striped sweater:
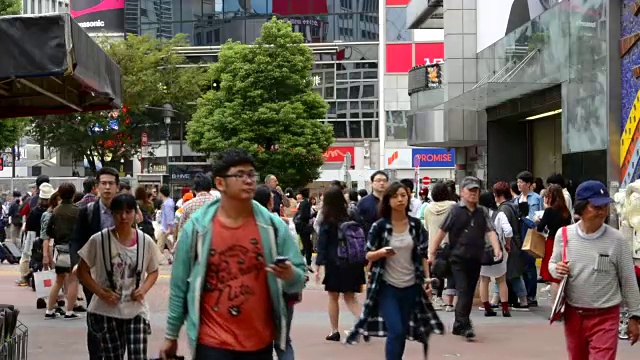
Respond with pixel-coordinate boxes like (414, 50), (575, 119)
(549, 223), (640, 317)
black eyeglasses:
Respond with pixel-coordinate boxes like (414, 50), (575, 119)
(222, 172), (257, 181)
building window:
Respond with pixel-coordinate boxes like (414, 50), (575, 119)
(386, 7), (411, 42)
(386, 110), (408, 140)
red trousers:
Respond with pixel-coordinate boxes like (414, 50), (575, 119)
(564, 304), (620, 360)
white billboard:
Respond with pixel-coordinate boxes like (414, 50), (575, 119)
(477, 0), (563, 52)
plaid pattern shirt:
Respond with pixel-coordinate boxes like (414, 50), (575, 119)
(347, 217), (444, 353)
(177, 192), (216, 230)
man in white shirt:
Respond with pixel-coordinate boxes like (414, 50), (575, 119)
(400, 179), (423, 218)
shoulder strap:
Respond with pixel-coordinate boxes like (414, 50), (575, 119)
(135, 230), (145, 289)
(561, 226), (568, 262)
(101, 230), (116, 290)
(270, 216), (279, 242)
(87, 202), (95, 226)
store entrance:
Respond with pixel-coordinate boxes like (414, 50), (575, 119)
(486, 86), (562, 186)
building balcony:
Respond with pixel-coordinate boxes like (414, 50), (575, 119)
(407, 0), (443, 30)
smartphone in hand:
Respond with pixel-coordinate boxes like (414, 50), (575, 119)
(274, 256), (289, 266)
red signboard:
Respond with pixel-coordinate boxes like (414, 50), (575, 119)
(414, 43), (445, 67)
(422, 176), (431, 185)
(386, 44), (413, 73)
(323, 146), (355, 165)
(141, 132), (148, 146)
(386, 0), (410, 5)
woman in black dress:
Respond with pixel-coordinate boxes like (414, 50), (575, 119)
(316, 186), (366, 342)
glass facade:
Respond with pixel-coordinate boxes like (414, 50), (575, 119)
(476, 0), (608, 154)
(141, 0), (382, 140)
(125, 0), (379, 44)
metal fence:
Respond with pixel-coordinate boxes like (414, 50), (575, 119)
(0, 178), (86, 195)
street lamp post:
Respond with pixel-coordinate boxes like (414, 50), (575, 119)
(162, 103), (174, 176)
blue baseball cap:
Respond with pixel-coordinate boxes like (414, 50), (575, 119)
(575, 180), (613, 207)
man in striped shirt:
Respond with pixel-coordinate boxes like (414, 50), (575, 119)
(177, 173), (216, 236)
(549, 180), (640, 359)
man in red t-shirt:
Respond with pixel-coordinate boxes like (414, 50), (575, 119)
(162, 149), (307, 360)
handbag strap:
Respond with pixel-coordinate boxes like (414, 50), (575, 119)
(561, 226), (568, 262)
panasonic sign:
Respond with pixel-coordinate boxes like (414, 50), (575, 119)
(78, 20), (105, 28)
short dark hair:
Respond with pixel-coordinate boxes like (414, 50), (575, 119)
(119, 181), (131, 192)
(348, 189), (359, 202)
(510, 181), (521, 196)
(73, 192), (84, 203)
(573, 200), (589, 216)
(330, 180), (345, 190)
(479, 191), (497, 210)
(358, 189), (368, 198)
(298, 188), (310, 199)
(516, 171), (534, 184)
(546, 173), (566, 188)
(110, 193), (138, 213)
(193, 173), (213, 192)
(370, 170), (388, 182)
(212, 148), (255, 178)
(96, 167), (119, 184)
(400, 179), (414, 192)
(284, 187), (294, 198)
(160, 185), (171, 197)
(82, 177), (96, 194)
(431, 181), (451, 202)
(57, 182), (76, 201)
(254, 185), (272, 209)
(36, 174), (50, 188)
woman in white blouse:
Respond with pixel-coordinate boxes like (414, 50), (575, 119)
(478, 192), (513, 317)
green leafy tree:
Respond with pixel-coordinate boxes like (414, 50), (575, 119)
(0, 0), (20, 16)
(0, 0), (28, 152)
(187, 18), (334, 188)
(29, 34), (207, 172)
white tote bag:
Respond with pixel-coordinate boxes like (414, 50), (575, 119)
(33, 270), (57, 299)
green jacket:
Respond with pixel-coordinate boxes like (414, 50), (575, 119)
(164, 199), (307, 352)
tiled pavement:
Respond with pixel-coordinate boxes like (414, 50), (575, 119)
(1, 264), (638, 359)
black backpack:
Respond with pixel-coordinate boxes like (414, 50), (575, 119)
(137, 207), (155, 240)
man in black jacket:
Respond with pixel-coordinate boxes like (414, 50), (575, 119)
(71, 167), (119, 360)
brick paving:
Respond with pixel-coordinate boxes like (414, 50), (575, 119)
(1, 264), (638, 359)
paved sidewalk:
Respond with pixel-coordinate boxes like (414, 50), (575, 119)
(1, 264), (638, 359)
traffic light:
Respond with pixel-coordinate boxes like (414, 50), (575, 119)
(0, 157), (4, 171)
(212, 79), (220, 91)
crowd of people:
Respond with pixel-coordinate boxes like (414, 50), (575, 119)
(1, 150), (640, 360)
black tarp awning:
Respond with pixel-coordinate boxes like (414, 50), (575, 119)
(0, 13), (122, 118)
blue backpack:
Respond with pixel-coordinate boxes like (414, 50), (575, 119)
(336, 221), (367, 264)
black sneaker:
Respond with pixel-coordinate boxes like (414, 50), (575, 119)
(36, 298), (47, 309)
(502, 309), (512, 317)
(363, 334), (371, 343)
(64, 313), (82, 320)
(464, 327), (476, 340)
(511, 303), (530, 311)
(325, 332), (340, 342)
(484, 310), (497, 317)
(55, 307), (66, 316)
(528, 300), (539, 307)
(451, 326), (464, 336)
(44, 312), (57, 320)
(73, 305), (87, 313)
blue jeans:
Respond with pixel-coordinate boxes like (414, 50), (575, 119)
(275, 305), (295, 360)
(493, 276), (527, 299)
(378, 283), (419, 360)
(521, 253), (538, 301)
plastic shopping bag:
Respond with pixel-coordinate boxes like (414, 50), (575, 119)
(33, 270), (56, 299)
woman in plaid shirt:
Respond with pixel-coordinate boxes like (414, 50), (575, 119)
(346, 182), (443, 360)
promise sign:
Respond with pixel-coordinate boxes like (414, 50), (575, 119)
(411, 148), (455, 168)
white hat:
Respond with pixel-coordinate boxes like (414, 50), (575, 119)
(39, 183), (54, 200)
